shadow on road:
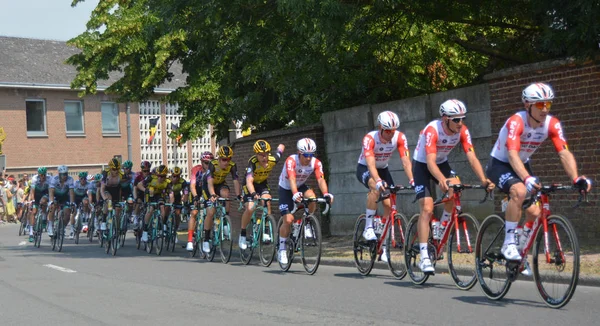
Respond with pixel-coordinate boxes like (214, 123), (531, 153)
(333, 272), (392, 280)
(452, 295), (548, 308)
(383, 280), (459, 290)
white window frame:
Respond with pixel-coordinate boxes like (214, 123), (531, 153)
(64, 100), (85, 135)
(101, 102), (120, 135)
(26, 99), (47, 137)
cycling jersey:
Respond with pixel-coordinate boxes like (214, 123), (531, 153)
(30, 175), (50, 195)
(490, 111), (568, 163)
(120, 170), (134, 190)
(278, 154), (324, 190)
(50, 175), (74, 196)
(413, 120), (474, 164)
(357, 130), (409, 169)
(102, 170), (123, 202)
(73, 179), (92, 197)
(246, 151), (282, 184)
(145, 175), (171, 198)
(205, 159), (238, 185)
(190, 164), (204, 195)
(170, 178), (189, 194)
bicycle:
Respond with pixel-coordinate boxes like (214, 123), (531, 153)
(143, 202), (165, 255)
(206, 198), (233, 263)
(238, 197), (278, 266)
(18, 202), (31, 237)
(87, 203), (101, 244)
(353, 185), (412, 278)
(101, 200), (121, 256)
(118, 197), (134, 248)
(72, 202), (91, 245)
(50, 203), (68, 252)
(276, 197), (330, 275)
(165, 203), (183, 252)
(188, 200), (207, 259)
(404, 182), (489, 289)
(134, 202), (147, 250)
(475, 184), (587, 308)
(32, 202), (48, 248)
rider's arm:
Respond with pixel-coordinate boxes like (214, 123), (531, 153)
(547, 117), (579, 181)
(48, 180), (55, 202)
(505, 116), (529, 180)
(69, 188), (75, 204)
(100, 181), (108, 200)
(397, 132), (414, 182)
(423, 127), (446, 183)
(286, 157), (299, 194)
(314, 159), (329, 195)
(459, 126), (489, 184)
(230, 163), (241, 197)
(362, 134), (382, 183)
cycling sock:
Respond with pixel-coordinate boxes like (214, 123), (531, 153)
(504, 221), (519, 245)
(279, 237), (287, 250)
(187, 230), (193, 242)
(365, 209), (376, 228)
(241, 229), (246, 237)
(440, 210), (451, 224)
(420, 243), (429, 259)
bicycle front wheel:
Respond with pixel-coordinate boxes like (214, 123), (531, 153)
(276, 217), (294, 272)
(353, 214), (376, 276)
(386, 213), (408, 280)
(111, 214), (119, 256)
(219, 215), (233, 264)
(532, 214), (580, 309)
(259, 214), (277, 267)
(34, 213), (43, 248)
(300, 214), (322, 275)
(57, 214), (65, 252)
(447, 213), (480, 290)
(155, 216), (164, 256)
(240, 219), (254, 265)
(404, 214), (431, 285)
(475, 214), (511, 300)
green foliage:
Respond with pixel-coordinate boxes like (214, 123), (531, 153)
(67, 0), (600, 141)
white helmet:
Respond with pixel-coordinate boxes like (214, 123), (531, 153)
(522, 83), (554, 103)
(439, 99), (467, 117)
(86, 174), (95, 182)
(377, 111), (400, 130)
(57, 165), (68, 174)
(297, 138), (317, 154)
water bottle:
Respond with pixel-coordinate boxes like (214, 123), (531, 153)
(108, 200), (113, 211)
(374, 216), (383, 235)
(431, 218), (441, 240)
(292, 219), (302, 238)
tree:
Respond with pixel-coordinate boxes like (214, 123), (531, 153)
(67, 0), (600, 141)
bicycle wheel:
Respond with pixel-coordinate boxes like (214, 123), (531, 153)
(155, 215), (164, 256)
(88, 211), (95, 243)
(239, 219), (254, 265)
(57, 214), (65, 252)
(300, 214), (322, 275)
(18, 213), (26, 236)
(219, 215), (233, 263)
(353, 214), (376, 276)
(34, 212), (43, 248)
(207, 226), (216, 262)
(169, 216), (177, 253)
(447, 213), (480, 290)
(119, 211), (128, 248)
(105, 213), (113, 254)
(386, 213), (408, 280)
(145, 217), (154, 254)
(259, 214), (277, 267)
(74, 212), (82, 245)
(190, 216), (202, 258)
(475, 214), (511, 300)
(532, 214), (580, 309)
(276, 217), (294, 272)
(111, 214), (119, 256)
(404, 214), (432, 285)
(50, 219), (57, 251)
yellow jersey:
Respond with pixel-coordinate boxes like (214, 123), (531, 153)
(245, 151), (282, 184)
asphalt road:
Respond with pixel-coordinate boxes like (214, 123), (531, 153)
(1, 224), (598, 325)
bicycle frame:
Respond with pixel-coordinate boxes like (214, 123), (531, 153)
(375, 185), (412, 255)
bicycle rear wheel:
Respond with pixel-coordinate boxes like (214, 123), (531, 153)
(145, 217), (154, 254)
(386, 213), (408, 280)
(475, 214), (511, 300)
(57, 214), (65, 252)
(447, 213), (479, 290)
(532, 214), (580, 309)
(301, 214), (322, 275)
(219, 215), (233, 263)
(259, 214), (277, 267)
(111, 215), (119, 256)
(34, 212), (43, 248)
(240, 220), (254, 265)
(155, 216), (164, 256)
(352, 214), (376, 276)
(74, 214), (82, 245)
(276, 217), (294, 271)
(404, 214), (432, 285)
(119, 211), (128, 248)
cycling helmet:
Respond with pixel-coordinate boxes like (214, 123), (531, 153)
(217, 146), (234, 159)
(377, 111), (400, 130)
(57, 165), (68, 174)
(122, 160), (133, 169)
(156, 165), (169, 176)
(297, 138), (317, 154)
(140, 161), (152, 170)
(201, 151), (214, 162)
(253, 140), (271, 153)
(86, 174), (94, 182)
(95, 173), (102, 181)
(37, 167), (47, 175)
(439, 99), (467, 117)
(172, 166), (182, 176)
(108, 158), (120, 170)
(78, 171), (88, 179)
(522, 83), (555, 103)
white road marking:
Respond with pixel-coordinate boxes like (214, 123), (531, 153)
(18, 241), (27, 246)
(43, 264), (77, 273)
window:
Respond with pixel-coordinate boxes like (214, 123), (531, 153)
(101, 102), (120, 134)
(64, 101), (84, 134)
(26, 99), (47, 136)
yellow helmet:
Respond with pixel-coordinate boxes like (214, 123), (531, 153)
(156, 165), (168, 176)
(253, 140), (271, 153)
(217, 145), (234, 159)
(108, 158), (121, 170)
(172, 166), (182, 176)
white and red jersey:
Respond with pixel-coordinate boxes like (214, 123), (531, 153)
(357, 130), (410, 169)
(490, 111), (568, 163)
(278, 154), (325, 190)
(413, 120), (474, 164)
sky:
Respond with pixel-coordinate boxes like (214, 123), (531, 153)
(0, 0), (99, 41)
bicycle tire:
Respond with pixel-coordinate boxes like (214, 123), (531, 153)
(169, 215), (177, 253)
(105, 213), (113, 254)
(447, 212), (480, 290)
(239, 219), (254, 265)
(111, 213), (119, 256)
(88, 210), (95, 243)
(18, 215), (26, 236)
(301, 214), (322, 275)
(155, 214), (164, 256)
(404, 214), (432, 285)
(34, 212), (43, 248)
(145, 215), (154, 254)
(57, 213), (65, 252)
(276, 218), (294, 272)
(207, 227), (216, 262)
(119, 210), (128, 248)
(386, 213), (408, 280)
(74, 211), (82, 245)
(259, 214), (277, 267)
(190, 216), (202, 258)
(219, 215), (233, 263)
(532, 214), (580, 309)
(475, 214), (511, 300)
(352, 214), (376, 276)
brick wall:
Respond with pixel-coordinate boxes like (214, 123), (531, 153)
(227, 124), (328, 235)
(485, 60), (600, 244)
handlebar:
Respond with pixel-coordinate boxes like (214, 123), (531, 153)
(290, 197), (331, 215)
(430, 181), (493, 206)
(376, 184), (414, 203)
(522, 184), (591, 209)
(237, 197), (279, 211)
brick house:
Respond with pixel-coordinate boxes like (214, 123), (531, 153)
(0, 36), (215, 179)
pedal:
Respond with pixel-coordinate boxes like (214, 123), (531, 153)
(424, 271), (435, 276)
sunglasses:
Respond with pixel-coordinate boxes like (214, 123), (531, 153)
(382, 129), (395, 134)
(201, 161), (210, 165)
(451, 117), (465, 123)
(301, 153), (315, 158)
(533, 101), (552, 110)
(220, 158), (231, 162)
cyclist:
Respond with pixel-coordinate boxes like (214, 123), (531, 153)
(71, 171), (92, 239)
(486, 83), (592, 274)
(139, 164), (171, 243)
(48, 165), (75, 237)
(100, 158), (124, 232)
(169, 166), (189, 244)
(277, 138), (334, 265)
(357, 111), (414, 262)
(239, 140), (285, 250)
(201, 145), (241, 253)
(26, 167), (51, 242)
(186, 152), (213, 251)
(413, 99), (494, 273)
(132, 161), (152, 228)
(120, 160), (136, 226)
